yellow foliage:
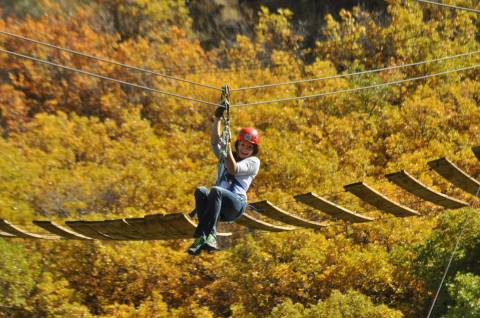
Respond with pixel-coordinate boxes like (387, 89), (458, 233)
(1, 1), (480, 317)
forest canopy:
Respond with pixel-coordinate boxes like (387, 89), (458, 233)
(1, 0), (480, 317)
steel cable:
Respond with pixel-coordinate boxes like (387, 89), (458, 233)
(231, 63), (480, 107)
(0, 47), (220, 107)
(0, 30), (221, 91)
(415, 0), (480, 14)
(231, 50), (480, 92)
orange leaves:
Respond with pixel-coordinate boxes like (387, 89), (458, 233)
(0, 84), (28, 133)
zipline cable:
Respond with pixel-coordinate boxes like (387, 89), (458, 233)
(231, 63), (480, 107)
(0, 30), (221, 91)
(3, 28), (472, 83)
(0, 48), (220, 107)
(8, 42), (478, 109)
(0, 29), (286, 78)
(415, 0), (480, 14)
(232, 50), (480, 91)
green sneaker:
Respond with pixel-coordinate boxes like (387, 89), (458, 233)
(187, 236), (205, 255)
(204, 234), (219, 252)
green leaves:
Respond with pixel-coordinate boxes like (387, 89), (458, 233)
(444, 273), (480, 318)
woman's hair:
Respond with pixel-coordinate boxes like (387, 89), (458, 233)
(234, 140), (259, 157)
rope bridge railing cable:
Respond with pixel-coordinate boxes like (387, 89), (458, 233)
(415, 0), (480, 14)
(232, 50), (480, 92)
(0, 30), (221, 92)
(231, 63), (480, 107)
(0, 48), (220, 107)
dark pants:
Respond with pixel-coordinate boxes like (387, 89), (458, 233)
(193, 186), (246, 238)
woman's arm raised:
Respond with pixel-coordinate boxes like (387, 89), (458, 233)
(211, 116), (222, 146)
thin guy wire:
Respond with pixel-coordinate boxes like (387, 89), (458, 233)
(415, 0), (480, 14)
(426, 185), (480, 318)
(0, 30), (221, 91)
(231, 63), (480, 107)
(0, 48), (220, 107)
(232, 50), (480, 91)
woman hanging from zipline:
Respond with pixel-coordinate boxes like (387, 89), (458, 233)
(187, 105), (260, 255)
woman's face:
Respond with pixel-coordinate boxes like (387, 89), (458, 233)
(238, 140), (255, 159)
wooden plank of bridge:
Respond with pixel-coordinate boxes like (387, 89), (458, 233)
(127, 214), (182, 239)
(0, 230), (16, 238)
(66, 221), (114, 240)
(386, 170), (468, 209)
(236, 212), (295, 232)
(145, 213), (194, 239)
(123, 213), (232, 240)
(33, 221), (92, 240)
(85, 219), (145, 240)
(428, 157), (480, 196)
(0, 219), (59, 239)
(344, 182), (421, 217)
(294, 192), (374, 223)
(250, 200), (327, 229)
(472, 146), (480, 161)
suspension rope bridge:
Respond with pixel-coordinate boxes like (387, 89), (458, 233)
(0, 3), (478, 237)
(0, 22), (478, 239)
(0, 147), (478, 240)
(1, 5), (479, 317)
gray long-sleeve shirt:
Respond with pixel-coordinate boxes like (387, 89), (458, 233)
(212, 142), (260, 201)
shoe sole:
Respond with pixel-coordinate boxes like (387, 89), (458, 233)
(187, 248), (202, 256)
(187, 243), (205, 256)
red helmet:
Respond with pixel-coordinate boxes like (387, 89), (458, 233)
(237, 127), (260, 145)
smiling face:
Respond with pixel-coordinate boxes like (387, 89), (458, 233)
(237, 140), (256, 159)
